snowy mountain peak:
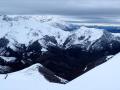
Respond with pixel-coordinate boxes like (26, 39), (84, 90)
(74, 26), (103, 41)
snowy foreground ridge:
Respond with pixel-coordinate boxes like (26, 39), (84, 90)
(0, 15), (120, 89)
(0, 53), (120, 90)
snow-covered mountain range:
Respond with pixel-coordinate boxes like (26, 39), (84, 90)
(0, 15), (120, 83)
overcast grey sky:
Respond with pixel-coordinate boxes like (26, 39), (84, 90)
(0, 0), (120, 23)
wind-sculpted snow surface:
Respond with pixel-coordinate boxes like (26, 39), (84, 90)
(0, 15), (120, 83)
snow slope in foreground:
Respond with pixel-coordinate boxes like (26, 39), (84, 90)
(64, 53), (120, 90)
(0, 53), (120, 90)
(0, 64), (64, 90)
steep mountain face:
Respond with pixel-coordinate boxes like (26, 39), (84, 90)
(0, 15), (120, 83)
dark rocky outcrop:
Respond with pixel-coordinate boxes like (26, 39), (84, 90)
(0, 30), (120, 83)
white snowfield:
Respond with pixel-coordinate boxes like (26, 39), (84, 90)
(0, 53), (120, 90)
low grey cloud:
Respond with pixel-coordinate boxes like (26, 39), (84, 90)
(0, 0), (120, 23)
